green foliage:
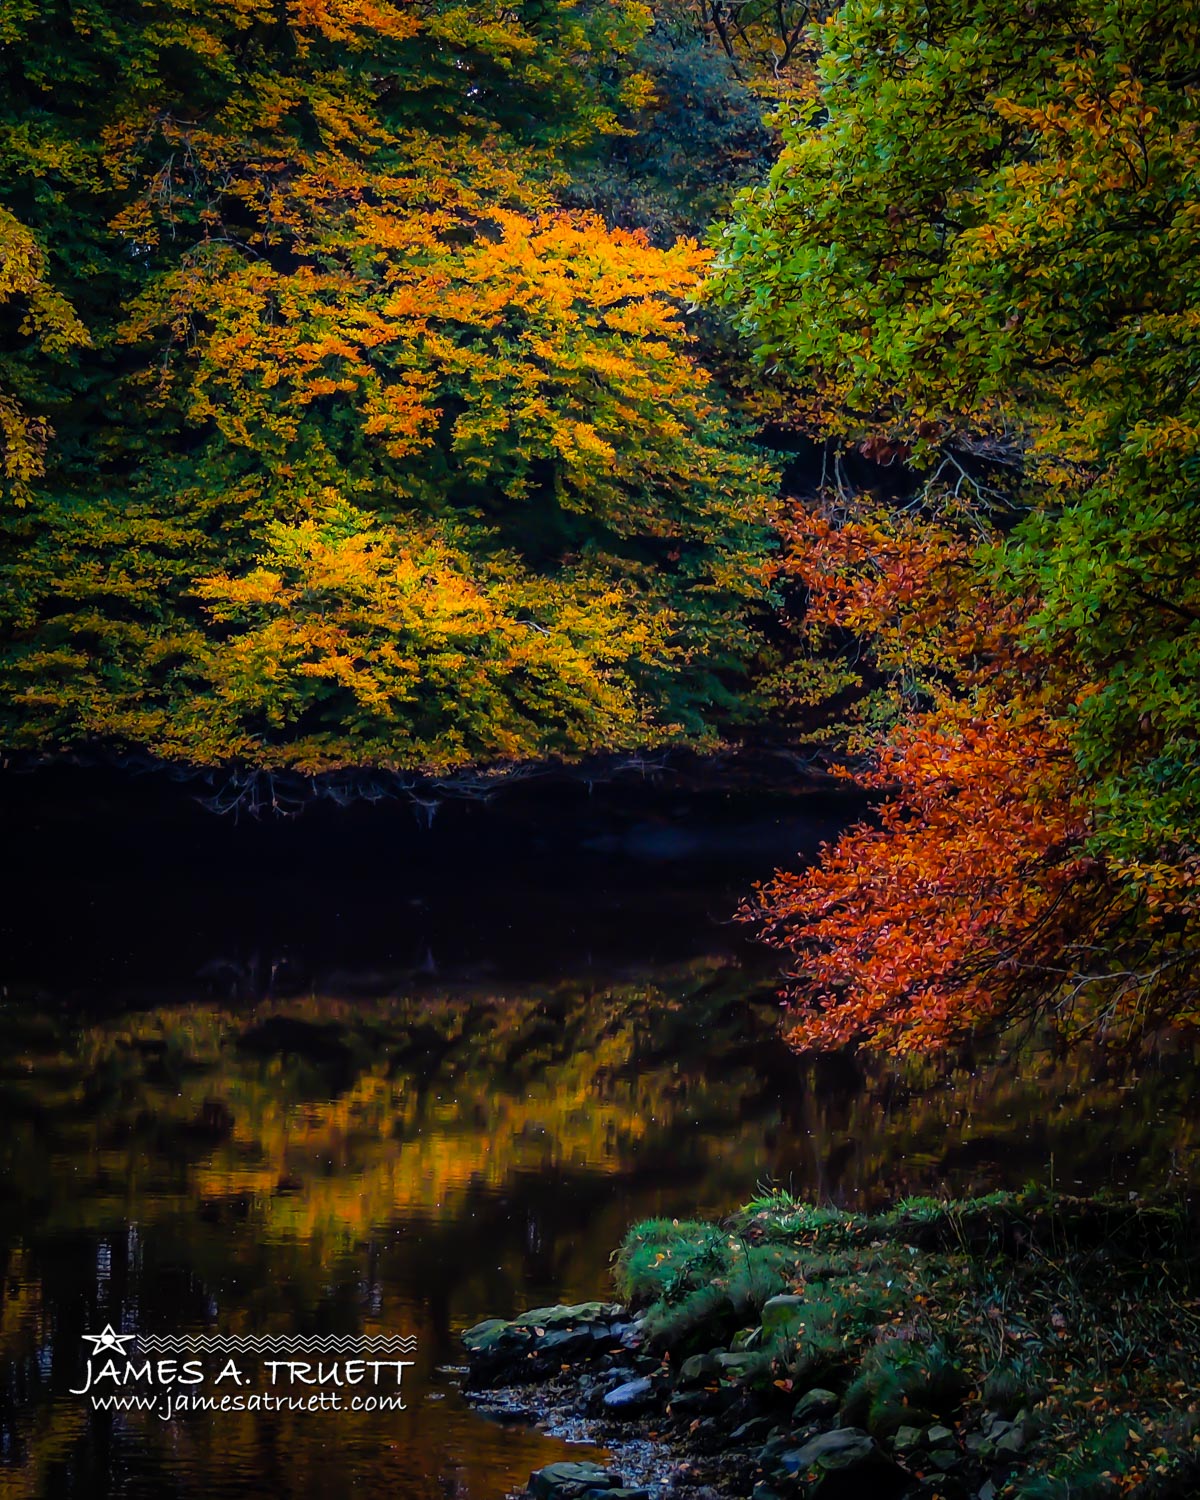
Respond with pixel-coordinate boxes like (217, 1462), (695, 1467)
(567, 21), (776, 243)
(713, 0), (1200, 1037)
(618, 1192), (1200, 1493)
(616, 1217), (792, 1351)
(841, 1336), (967, 1435)
(711, 0), (1200, 858)
(980, 1363), (1033, 1420)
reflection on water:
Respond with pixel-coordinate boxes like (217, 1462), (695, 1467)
(0, 791), (1197, 1498)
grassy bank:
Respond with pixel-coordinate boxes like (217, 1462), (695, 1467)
(614, 1190), (1200, 1498)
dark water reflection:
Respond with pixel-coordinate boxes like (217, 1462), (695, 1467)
(0, 783), (1197, 1498)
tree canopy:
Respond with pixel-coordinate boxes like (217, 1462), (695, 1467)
(714, 0), (1200, 1048)
(2, 0), (1198, 1051)
(0, 0), (775, 774)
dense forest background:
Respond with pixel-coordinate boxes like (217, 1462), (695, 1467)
(1, 0), (1197, 1054)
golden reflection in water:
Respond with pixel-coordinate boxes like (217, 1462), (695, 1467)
(0, 958), (1195, 1498)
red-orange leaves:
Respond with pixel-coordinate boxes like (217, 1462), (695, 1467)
(747, 498), (1198, 1052)
(750, 707), (1094, 1053)
(764, 502), (1032, 752)
(749, 499), (1098, 1052)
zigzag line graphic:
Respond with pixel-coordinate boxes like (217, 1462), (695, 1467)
(136, 1336), (417, 1352)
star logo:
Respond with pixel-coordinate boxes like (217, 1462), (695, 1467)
(81, 1324), (137, 1356)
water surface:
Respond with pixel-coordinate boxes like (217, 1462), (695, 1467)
(1, 782), (1195, 1498)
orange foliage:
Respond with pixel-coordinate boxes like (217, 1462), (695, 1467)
(751, 707), (1096, 1053)
(750, 501), (1200, 1051)
(749, 503), (1096, 1052)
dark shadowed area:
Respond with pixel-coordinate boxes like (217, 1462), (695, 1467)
(0, 773), (1195, 1499)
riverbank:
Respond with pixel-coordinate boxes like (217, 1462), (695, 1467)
(462, 1190), (1200, 1500)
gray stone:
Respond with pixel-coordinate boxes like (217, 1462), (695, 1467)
(618, 1320), (645, 1350)
(528, 1461), (623, 1500)
(602, 1377), (656, 1412)
(514, 1302), (622, 1331)
(461, 1317), (512, 1353)
(759, 1434), (796, 1459)
(668, 1388), (716, 1416)
(926, 1424), (955, 1446)
(713, 1351), (757, 1376)
(793, 1387), (839, 1423)
(995, 1427), (1026, 1454)
(730, 1416), (774, 1444)
(930, 1449), (961, 1471)
(892, 1425), (924, 1453)
(678, 1352), (722, 1385)
(760, 1294), (807, 1336)
(540, 1327), (593, 1354)
(780, 1428), (877, 1475)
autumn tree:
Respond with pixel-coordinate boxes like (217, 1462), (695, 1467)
(0, 0), (776, 776)
(713, 0), (1200, 1048)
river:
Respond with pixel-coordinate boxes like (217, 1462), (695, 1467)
(0, 774), (1195, 1498)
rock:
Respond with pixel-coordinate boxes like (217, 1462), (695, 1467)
(678, 1352), (723, 1385)
(539, 1327), (595, 1358)
(730, 1416), (775, 1445)
(528, 1461), (624, 1499)
(668, 1388), (719, 1417)
(978, 1482), (998, 1500)
(793, 1387), (839, 1423)
(461, 1318), (512, 1353)
(995, 1427), (1026, 1454)
(892, 1425), (924, 1453)
(779, 1428), (877, 1475)
(759, 1434), (797, 1460)
(777, 1428), (913, 1500)
(714, 1352), (757, 1377)
(618, 1320), (645, 1350)
(688, 1417), (725, 1449)
(930, 1449), (961, 1471)
(463, 1302), (629, 1388)
(731, 1327), (762, 1352)
(514, 1303), (622, 1331)
(760, 1294), (807, 1336)
(473, 1398), (538, 1423)
(602, 1377), (656, 1412)
(927, 1424), (955, 1446)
